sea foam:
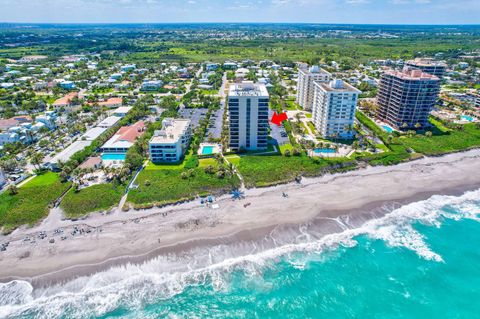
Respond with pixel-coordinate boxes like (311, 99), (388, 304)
(1, 189), (479, 318)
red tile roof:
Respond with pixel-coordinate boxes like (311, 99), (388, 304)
(114, 121), (145, 143)
(98, 98), (122, 107)
(0, 119), (20, 131)
(53, 92), (79, 106)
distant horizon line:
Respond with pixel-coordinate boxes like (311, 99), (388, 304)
(0, 22), (479, 26)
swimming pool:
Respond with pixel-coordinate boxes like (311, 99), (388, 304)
(201, 146), (215, 155)
(313, 148), (336, 154)
(461, 115), (474, 122)
(382, 125), (394, 133)
(102, 153), (126, 161)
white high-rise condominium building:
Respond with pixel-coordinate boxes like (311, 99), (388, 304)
(149, 118), (191, 163)
(312, 79), (361, 139)
(228, 82), (269, 151)
(296, 65), (331, 111)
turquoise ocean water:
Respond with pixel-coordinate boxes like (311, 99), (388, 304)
(1, 189), (479, 318)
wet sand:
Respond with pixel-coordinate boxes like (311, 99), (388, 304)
(1, 149), (480, 286)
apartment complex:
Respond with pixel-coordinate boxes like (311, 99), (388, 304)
(149, 118), (191, 163)
(228, 82), (269, 151)
(312, 79), (360, 139)
(296, 66), (331, 111)
(377, 69), (441, 130)
(404, 58), (447, 79)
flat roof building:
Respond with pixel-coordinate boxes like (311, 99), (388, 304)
(112, 106), (133, 117)
(312, 79), (361, 139)
(228, 82), (269, 151)
(149, 118), (191, 163)
(48, 127), (107, 168)
(296, 66), (331, 111)
(404, 58), (447, 79)
(377, 69), (440, 130)
(97, 116), (122, 128)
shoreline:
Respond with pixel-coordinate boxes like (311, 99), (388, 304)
(1, 149), (480, 287)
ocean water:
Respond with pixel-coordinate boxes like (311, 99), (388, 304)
(1, 189), (480, 319)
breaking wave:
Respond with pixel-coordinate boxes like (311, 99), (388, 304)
(1, 189), (479, 318)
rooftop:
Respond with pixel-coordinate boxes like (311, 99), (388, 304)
(385, 69), (441, 81)
(299, 65), (331, 76)
(81, 127), (106, 141)
(97, 116), (121, 128)
(79, 156), (102, 169)
(102, 121), (145, 149)
(229, 82), (269, 97)
(316, 79), (361, 93)
(406, 58), (447, 68)
(50, 140), (93, 164)
(112, 106), (133, 115)
(53, 92), (78, 106)
(150, 118), (190, 144)
(98, 98), (122, 107)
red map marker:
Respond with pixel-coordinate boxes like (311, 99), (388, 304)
(271, 112), (288, 126)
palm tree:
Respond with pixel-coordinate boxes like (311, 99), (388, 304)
(30, 152), (44, 171)
(386, 134), (393, 145)
(225, 162), (236, 177)
(214, 153), (223, 166)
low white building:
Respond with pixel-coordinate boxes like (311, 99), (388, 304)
(312, 79), (360, 139)
(149, 118), (191, 163)
(112, 106), (133, 117)
(97, 116), (122, 128)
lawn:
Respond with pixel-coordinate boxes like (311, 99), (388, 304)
(61, 184), (124, 218)
(285, 100), (301, 110)
(279, 143), (294, 154)
(307, 121), (316, 133)
(199, 157), (219, 168)
(401, 123), (480, 155)
(145, 160), (185, 170)
(355, 111), (480, 163)
(127, 168), (240, 207)
(237, 155), (356, 188)
(225, 155), (241, 166)
(200, 89), (218, 95)
(0, 172), (71, 232)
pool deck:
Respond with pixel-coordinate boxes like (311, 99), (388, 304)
(197, 143), (221, 156)
(308, 147), (353, 158)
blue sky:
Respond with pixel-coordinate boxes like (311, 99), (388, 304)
(0, 0), (479, 24)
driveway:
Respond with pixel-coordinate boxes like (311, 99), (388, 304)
(269, 110), (290, 145)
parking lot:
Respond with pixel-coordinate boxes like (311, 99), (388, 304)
(178, 108), (208, 128)
(269, 110), (290, 145)
(207, 102), (224, 139)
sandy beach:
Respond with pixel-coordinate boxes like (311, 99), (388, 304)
(1, 149), (480, 286)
